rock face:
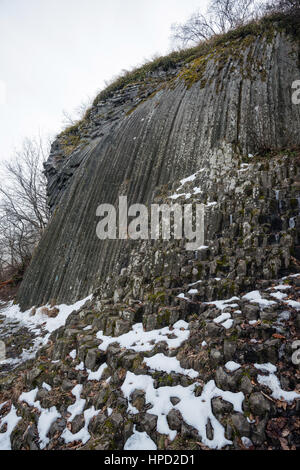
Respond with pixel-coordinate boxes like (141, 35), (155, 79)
(1, 18), (300, 451)
(17, 21), (300, 310)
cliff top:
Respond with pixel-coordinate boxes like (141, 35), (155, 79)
(58, 11), (299, 142)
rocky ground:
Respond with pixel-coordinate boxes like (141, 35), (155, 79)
(1, 15), (299, 452)
(0, 272), (299, 451)
(0, 305), (44, 376)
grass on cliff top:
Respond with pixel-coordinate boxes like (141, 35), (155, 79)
(59, 11), (299, 140)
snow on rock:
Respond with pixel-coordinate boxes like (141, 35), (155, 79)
(193, 187), (202, 195)
(121, 371), (244, 449)
(61, 407), (99, 445)
(254, 363), (299, 402)
(87, 362), (108, 381)
(213, 312), (234, 329)
(214, 312), (231, 324)
(206, 202), (217, 207)
(96, 320), (190, 353)
(206, 297), (240, 311)
(177, 293), (189, 300)
(19, 388), (61, 449)
(0, 335), (48, 369)
(42, 382), (52, 391)
(0, 296), (92, 371)
(67, 385), (86, 422)
(75, 361), (85, 371)
(124, 426), (157, 450)
(188, 289), (198, 295)
(169, 192), (189, 200)
(284, 300), (300, 310)
(221, 319), (234, 330)
(0, 405), (21, 450)
(179, 172), (198, 186)
(189, 280), (202, 287)
(242, 291), (276, 308)
(18, 385), (99, 449)
(225, 361), (241, 372)
(144, 353), (199, 378)
(282, 274), (300, 279)
(19, 388), (40, 409)
(169, 172), (204, 200)
(0, 295), (92, 334)
(269, 284), (291, 291)
(241, 436), (253, 448)
(69, 349), (77, 360)
(270, 291), (287, 301)
(38, 407), (61, 449)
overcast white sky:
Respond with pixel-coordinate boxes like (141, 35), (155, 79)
(0, 0), (208, 162)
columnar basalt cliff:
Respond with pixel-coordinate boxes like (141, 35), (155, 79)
(1, 16), (300, 452)
(17, 18), (300, 310)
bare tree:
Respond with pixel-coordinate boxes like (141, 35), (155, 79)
(171, 11), (216, 47)
(209, 0), (258, 31)
(171, 0), (259, 47)
(62, 96), (93, 128)
(264, 0), (300, 13)
(0, 137), (50, 281)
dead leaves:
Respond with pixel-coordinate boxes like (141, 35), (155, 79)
(196, 441), (210, 450)
(266, 417), (299, 450)
(272, 333), (286, 340)
(279, 437), (290, 450)
(276, 400), (288, 410)
(0, 399), (11, 417)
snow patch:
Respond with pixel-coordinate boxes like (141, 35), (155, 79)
(96, 321), (190, 353)
(144, 353), (198, 378)
(254, 363), (299, 403)
(225, 361), (241, 372)
(0, 296), (92, 334)
(0, 405), (21, 450)
(121, 371), (244, 449)
(124, 426), (157, 450)
(242, 291), (276, 308)
(87, 362), (108, 381)
(61, 407), (99, 445)
(67, 385), (86, 422)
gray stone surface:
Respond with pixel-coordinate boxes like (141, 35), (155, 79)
(16, 30), (300, 310)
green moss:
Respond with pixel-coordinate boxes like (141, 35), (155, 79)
(59, 132), (82, 156)
(228, 333), (238, 342)
(157, 309), (171, 326)
(104, 419), (115, 432)
(242, 369), (251, 379)
(147, 291), (166, 304)
(164, 374), (174, 386)
(132, 357), (142, 370)
(216, 256), (228, 266)
(178, 54), (210, 89)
